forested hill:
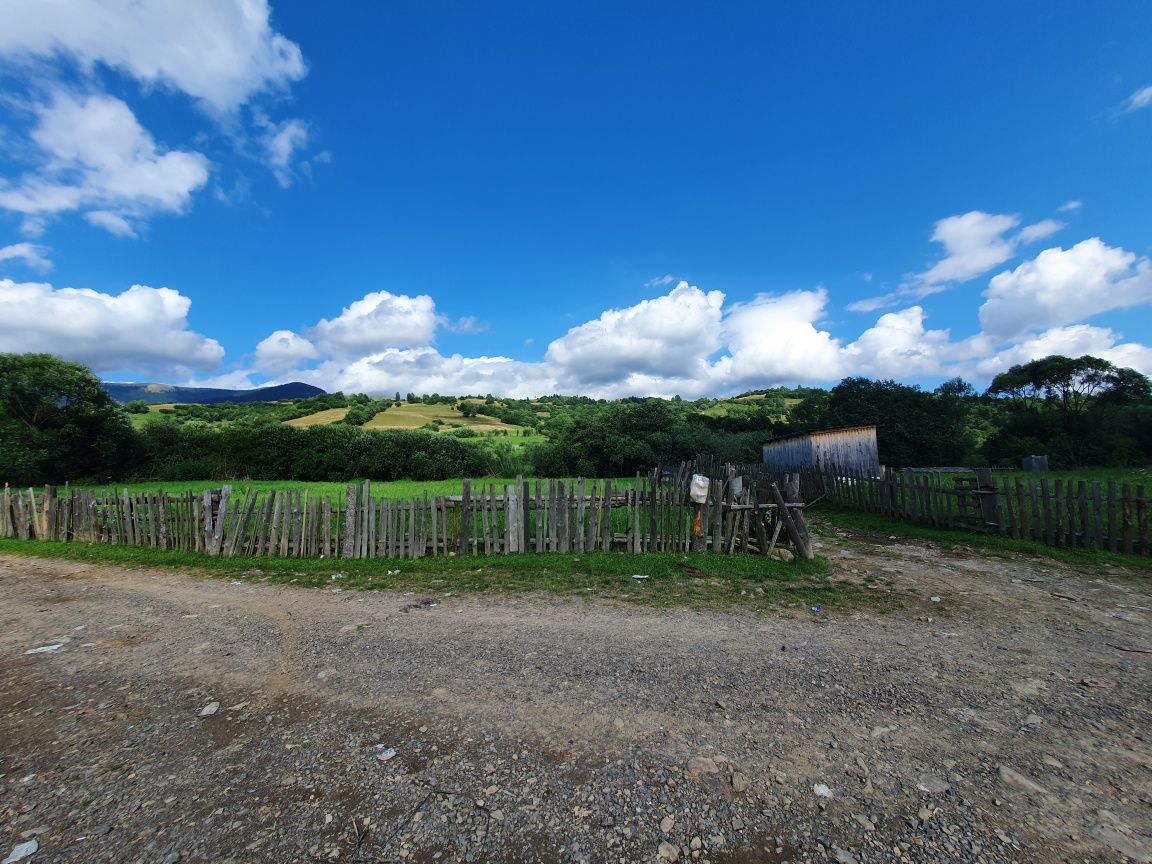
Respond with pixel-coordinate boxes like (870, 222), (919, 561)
(102, 381), (326, 405)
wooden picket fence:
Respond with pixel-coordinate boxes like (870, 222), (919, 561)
(801, 466), (1151, 556)
(0, 463), (811, 560)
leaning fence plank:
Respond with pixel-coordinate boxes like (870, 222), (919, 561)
(769, 482), (812, 560)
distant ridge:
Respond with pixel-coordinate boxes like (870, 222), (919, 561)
(103, 381), (326, 405)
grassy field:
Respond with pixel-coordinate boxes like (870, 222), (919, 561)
(277, 402), (530, 437)
(284, 407), (349, 426)
(362, 403), (511, 433)
(126, 404), (177, 429)
(71, 476), (637, 498)
(0, 537), (862, 612)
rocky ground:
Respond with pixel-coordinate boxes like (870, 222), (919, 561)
(1, 525), (1150, 864)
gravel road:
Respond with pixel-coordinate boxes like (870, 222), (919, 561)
(1, 527), (1150, 864)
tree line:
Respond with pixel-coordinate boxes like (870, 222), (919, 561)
(2, 352), (1149, 487)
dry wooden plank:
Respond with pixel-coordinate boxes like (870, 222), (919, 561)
(339, 485), (355, 558)
(1039, 478), (1052, 546)
(649, 475), (659, 553)
(442, 496), (451, 556)
(502, 486), (512, 554)
(562, 481), (573, 553)
(459, 480), (471, 556)
(408, 498), (418, 559)
(1121, 483), (1133, 555)
(1091, 482), (1105, 552)
(278, 491), (292, 558)
(1018, 481), (1036, 541)
(479, 484), (491, 555)
(1106, 482), (1118, 554)
(575, 477), (586, 554)
(601, 480), (613, 551)
(1064, 480), (1077, 546)
(1076, 480), (1089, 549)
(1136, 484), (1148, 556)
(533, 479), (542, 553)
(207, 486), (231, 556)
(267, 492), (282, 556)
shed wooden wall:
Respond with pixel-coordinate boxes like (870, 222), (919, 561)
(762, 426), (880, 476)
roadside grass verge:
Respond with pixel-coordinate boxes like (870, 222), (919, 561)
(809, 504), (1152, 572)
(0, 538), (878, 613)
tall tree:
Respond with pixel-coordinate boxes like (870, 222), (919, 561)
(0, 353), (137, 485)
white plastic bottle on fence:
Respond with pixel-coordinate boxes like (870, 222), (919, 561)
(690, 474), (710, 504)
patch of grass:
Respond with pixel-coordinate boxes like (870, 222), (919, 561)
(809, 505), (1152, 571)
(0, 538), (870, 612)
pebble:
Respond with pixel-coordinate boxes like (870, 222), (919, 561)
(686, 757), (719, 777)
(657, 840), (680, 861)
(731, 772), (750, 793)
(916, 775), (951, 795)
(998, 765), (1048, 795)
(198, 701), (219, 717)
(660, 815), (674, 833)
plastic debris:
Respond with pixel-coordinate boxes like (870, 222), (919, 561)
(330, 573), (345, 581)
(631, 574), (649, 581)
(2, 839), (38, 864)
(24, 644), (63, 655)
(374, 744), (397, 762)
(199, 701), (220, 717)
(930, 596), (941, 603)
(810, 605), (823, 614)
(813, 783), (833, 798)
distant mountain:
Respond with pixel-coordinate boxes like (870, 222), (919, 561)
(103, 381), (326, 405)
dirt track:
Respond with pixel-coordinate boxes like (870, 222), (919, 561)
(1, 529), (1150, 863)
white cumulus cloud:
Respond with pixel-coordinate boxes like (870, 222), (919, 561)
(313, 348), (558, 399)
(0, 0), (306, 114)
(848, 210), (1065, 312)
(0, 91), (209, 234)
(709, 289), (843, 389)
(308, 291), (440, 359)
(545, 281), (725, 387)
(254, 329), (319, 373)
(973, 325), (1152, 378)
(979, 238), (1152, 340)
(840, 306), (953, 378)
(0, 278), (223, 375)
(0, 242), (52, 272)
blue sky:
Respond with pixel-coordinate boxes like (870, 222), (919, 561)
(0, 1), (1150, 397)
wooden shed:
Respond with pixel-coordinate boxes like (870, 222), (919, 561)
(761, 425), (880, 476)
